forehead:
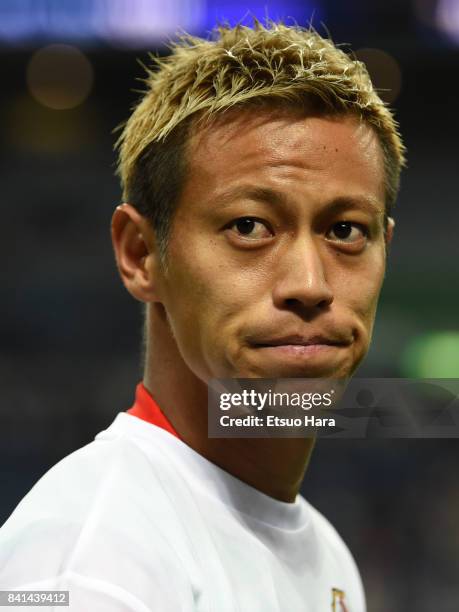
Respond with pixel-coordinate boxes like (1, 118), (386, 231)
(184, 108), (386, 209)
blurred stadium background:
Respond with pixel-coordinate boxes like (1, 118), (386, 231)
(1, 0), (458, 610)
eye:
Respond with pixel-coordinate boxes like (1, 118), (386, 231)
(227, 217), (273, 240)
(326, 221), (368, 244)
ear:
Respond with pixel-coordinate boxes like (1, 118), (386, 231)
(385, 216), (395, 246)
(111, 203), (163, 303)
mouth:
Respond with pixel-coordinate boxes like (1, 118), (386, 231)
(252, 334), (351, 349)
(249, 333), (352, 371)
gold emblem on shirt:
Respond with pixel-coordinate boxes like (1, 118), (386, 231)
(331, 587), (348, 611)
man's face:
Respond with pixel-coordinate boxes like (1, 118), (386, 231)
(153, 110), (391, 381)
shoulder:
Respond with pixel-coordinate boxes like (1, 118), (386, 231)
(0, 418), (194, 602)
(303, 498), (367, 611)
(2, 413), (174, 520)
(306, 500), (357, 565)
(1, 424), (153, 526)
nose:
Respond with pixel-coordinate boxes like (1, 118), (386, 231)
(272, 237), (334, 312)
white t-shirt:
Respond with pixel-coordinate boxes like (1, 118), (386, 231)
(0, 412), (366, 611)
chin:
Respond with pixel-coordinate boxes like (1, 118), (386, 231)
(236, 363), (350, 379)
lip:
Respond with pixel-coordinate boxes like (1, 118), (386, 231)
(252, 334), (350, 348)
(250, 334), (352, 372)
(252, 344), (346, 366)
(256, 344), (339, 355)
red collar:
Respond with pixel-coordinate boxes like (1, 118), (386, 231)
(127, 382), (180, 439)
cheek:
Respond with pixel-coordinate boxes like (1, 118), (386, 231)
(161, 239), (263, 377)
(162, 257), (217, 342)
(333, 250), (386, 329)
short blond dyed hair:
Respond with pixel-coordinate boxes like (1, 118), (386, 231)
(117, 21), (406, 260)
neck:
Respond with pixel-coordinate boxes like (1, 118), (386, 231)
(143, 304), (315, 503)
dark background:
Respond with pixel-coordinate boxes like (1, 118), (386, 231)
(1, 1), (458, 610)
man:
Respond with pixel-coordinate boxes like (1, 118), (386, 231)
(0, 22), (405, 611)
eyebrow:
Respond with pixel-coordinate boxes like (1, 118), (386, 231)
(214, 185), (385, 216)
